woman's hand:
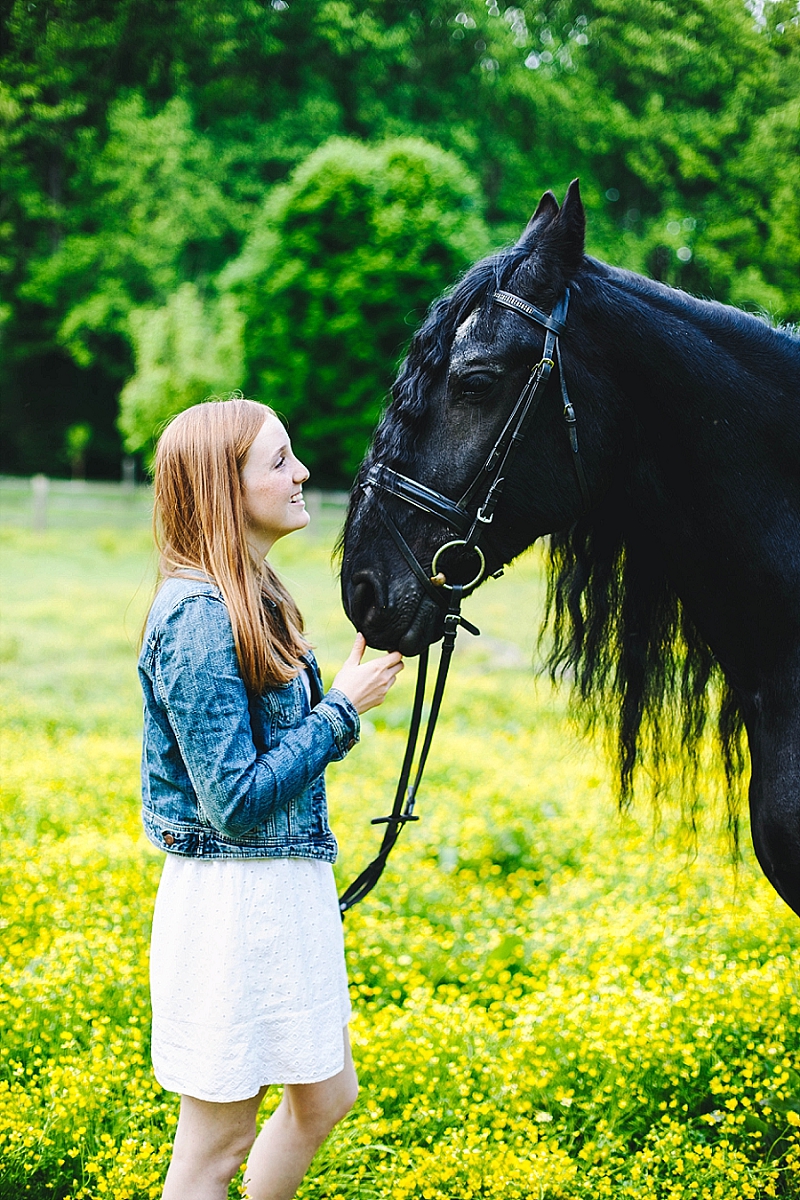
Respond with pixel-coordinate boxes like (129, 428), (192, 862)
(332, 633), (404, 715)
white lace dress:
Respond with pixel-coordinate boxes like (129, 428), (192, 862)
(149, 853), (351, 1103)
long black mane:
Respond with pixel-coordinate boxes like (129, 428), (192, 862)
(545, 496), (746, 837)
(370, 246), (775, 834)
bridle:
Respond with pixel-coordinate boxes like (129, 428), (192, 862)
(339, 288), (589, 913)
(338, 287), (589, 915)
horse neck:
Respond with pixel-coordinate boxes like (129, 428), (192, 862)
(588, 276), (800, 686)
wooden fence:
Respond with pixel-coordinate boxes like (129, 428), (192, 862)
(0, 477), (349, 536)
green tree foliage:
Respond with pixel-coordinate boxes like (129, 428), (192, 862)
(63, 421), (92, 479)
(118, 284), (244, 461)
(20, 93), (241, 368)
(559, 0), (800, 312)
(1, 0), (798, 478)
(226, 137), (492, 483)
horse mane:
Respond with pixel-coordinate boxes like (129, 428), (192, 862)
(543, 262), (761, 842)
(374, 248), (754, 840)
(544, 508), (746, 845)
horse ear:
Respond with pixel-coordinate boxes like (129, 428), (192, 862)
(557, 178), (586, 265)
(516, 190), (560, 247)
(515, 178), (586, 295)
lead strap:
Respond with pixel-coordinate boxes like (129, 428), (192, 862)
(338, 587), (468, 915)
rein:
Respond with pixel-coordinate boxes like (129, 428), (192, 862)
(337, 585), (468, 914)
(338, 288), (588, 915)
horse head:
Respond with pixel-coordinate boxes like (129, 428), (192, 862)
(341, 180), (621, 654)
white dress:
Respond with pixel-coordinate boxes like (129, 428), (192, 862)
(149, 854), (351, 1102)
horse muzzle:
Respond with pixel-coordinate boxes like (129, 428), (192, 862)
(343, 566), (444, 654)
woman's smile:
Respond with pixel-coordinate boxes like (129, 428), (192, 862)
(240, 413), (311, 557)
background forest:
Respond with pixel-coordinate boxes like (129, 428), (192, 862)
(2, 0), (799, 487)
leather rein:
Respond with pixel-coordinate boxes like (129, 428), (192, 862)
(338, 288), (589, 915)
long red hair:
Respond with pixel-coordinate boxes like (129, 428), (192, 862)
(151, 398), (307, 691)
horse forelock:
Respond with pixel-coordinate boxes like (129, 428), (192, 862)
(371, 243), (532, 466)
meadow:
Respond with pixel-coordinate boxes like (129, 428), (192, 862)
(0, 486), (798, 1199)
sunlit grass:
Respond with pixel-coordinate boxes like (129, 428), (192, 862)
(1, 517), (798, 1199)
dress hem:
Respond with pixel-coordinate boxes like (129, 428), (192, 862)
(153, 1018), (351, 1103)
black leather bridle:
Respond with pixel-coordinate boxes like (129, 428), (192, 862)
(338, 288), (589, 914)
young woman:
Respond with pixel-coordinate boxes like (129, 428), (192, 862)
(138, 397), (403, 1200)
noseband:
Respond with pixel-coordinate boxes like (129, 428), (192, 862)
(338, 288), (589, 915)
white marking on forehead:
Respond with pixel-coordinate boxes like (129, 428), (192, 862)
(453, 309), (481, 346)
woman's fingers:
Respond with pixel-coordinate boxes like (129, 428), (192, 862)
(347, 633), (367, 664)
(332, 642), (404, 714)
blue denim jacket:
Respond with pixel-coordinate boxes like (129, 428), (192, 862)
(138, 575), (360, 860)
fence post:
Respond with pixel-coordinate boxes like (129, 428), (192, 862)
(304, 489), (323, 533)
(121, 456), (136, 491)
(31, 474), (49, 531)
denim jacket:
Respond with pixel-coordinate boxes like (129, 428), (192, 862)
(138, 575), (360, 860)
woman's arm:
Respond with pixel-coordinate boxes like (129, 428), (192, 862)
(154, 593), (359, 838)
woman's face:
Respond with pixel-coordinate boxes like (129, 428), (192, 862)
(240, 414), (310, 557)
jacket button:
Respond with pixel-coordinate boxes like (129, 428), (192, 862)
(163, 832), (176, 846)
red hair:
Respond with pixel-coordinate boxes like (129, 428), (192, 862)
(151, 398), (307, 691)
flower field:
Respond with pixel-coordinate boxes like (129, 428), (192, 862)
(1, 509), (799, 1199)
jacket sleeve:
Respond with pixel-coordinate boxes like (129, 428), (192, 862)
(154, 593), (360, 838)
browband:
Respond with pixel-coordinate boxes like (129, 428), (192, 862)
(493, 290), (566, 336)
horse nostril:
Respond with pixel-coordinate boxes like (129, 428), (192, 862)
(349, 570), (384, 628)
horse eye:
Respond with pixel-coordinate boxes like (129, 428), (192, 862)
(458, 371), (496, 398)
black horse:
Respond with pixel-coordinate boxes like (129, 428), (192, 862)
(340, 181), (800, 918)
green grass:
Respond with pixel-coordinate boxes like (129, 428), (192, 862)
(1, 501), (799, 1199)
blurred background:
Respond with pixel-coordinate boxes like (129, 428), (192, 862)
(1, 0), (799, 489)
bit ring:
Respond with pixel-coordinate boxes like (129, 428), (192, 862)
(430, 540), (486, 592)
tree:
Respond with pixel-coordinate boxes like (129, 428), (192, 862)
(63, 422), (92, 479)
(2, 0), (798, 477)
(225, 136), (493, 486)
(19, 93), (241, 367)
(532, 0), (800, 313)
(118, 284), (244, 461)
